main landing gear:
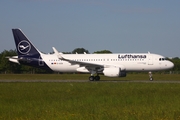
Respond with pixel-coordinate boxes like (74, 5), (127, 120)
(89, 75), (100, 81)
(149, 71), (153, 81)
(88, 70), (101, 81)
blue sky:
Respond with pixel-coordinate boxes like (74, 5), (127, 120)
(0, 0), (180, 57)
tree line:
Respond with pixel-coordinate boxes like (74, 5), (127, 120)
(0, 49), (179, 74)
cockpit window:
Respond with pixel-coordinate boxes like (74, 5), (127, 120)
(159, 58), (166, 61)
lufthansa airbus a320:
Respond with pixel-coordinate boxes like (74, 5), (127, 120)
(8, 29), (174, 81)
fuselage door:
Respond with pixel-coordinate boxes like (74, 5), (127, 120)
(148, 54), (153, 65)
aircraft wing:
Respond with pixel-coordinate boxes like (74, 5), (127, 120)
(52, 47), (104, 68)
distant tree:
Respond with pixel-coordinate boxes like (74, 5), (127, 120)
(172, 57), (179, 60)
(0, 49), (21, 73)
(72, 48), (89, 54)
(49, 51), (71, 54)
(93, 50), (112, 54)
(63, 52), (72, 54)
(171, 57), (180, 71)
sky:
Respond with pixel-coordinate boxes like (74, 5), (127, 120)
(0, 0), (180, 57)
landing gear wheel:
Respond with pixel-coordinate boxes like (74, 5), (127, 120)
(149, 77), (153, 81)
(89, 76), (94, 81)
(95, 76), (100, 81)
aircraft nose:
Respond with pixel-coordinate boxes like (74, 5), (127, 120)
(168, 61), (174, 69)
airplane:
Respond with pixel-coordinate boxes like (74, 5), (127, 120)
(8, 28), (174, 81)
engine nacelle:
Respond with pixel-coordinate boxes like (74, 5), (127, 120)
(103, 67), (126, 77)
(76, 67), (89, 73)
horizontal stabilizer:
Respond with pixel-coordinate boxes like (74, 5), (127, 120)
(6, 56), (20, 64)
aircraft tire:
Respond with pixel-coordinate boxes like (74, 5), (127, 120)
(95, 76), (100, 81)
(89, 76), (95, 81)
(149, 77), (153, 81)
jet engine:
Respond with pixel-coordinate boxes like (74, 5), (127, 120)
(103, 67), (126, 77)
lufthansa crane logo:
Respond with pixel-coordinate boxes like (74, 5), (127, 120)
(18, 40), (31, 54)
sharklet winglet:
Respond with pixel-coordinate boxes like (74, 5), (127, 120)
(52, 47), (63, 59)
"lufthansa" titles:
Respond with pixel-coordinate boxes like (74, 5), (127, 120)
(118, 54), (146, 59)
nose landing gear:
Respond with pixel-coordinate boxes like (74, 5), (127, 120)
(149, 72), (153, 81)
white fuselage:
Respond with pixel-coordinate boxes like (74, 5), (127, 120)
(40, 53), (174, 73)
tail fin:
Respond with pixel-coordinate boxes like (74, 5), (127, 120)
(12, 29), (41, 57)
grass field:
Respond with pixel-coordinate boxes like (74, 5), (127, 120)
(0, 73), (180, 81)
(0, 74), (180, 120)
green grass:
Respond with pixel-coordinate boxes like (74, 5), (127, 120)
(0, 74), (180, 119)
(0, 82), (180, 119)
(0, 73), (180, 81)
